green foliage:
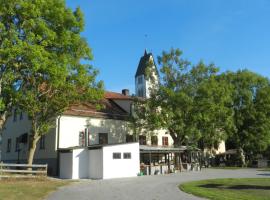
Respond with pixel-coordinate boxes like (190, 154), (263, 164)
(0, 0), (103, 163)
(225, 70), (270, 154)
(138, 48), (233, 147)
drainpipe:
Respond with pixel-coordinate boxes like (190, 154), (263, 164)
(56, 116), (61, 176)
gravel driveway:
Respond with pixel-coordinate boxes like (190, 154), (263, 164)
(46, 168), (269, 200)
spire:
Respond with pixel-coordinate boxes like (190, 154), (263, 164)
(144, 49), (148, 56)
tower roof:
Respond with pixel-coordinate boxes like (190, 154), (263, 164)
(135, 50), (158, 77)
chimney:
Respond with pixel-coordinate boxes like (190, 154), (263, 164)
(122, 89), (129, 96)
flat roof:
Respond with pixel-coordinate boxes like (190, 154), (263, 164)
(58, 142), (139, 152)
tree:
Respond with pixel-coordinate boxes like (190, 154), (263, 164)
(137, 48), (233, 149)
(1, 0), (103, 165)
(224, 70), (270, 164)
(0, 0), (28, 130)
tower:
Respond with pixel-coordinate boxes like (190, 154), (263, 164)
(135, 50), (159, 98)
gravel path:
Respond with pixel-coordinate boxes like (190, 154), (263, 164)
(46, 168), (269, 200)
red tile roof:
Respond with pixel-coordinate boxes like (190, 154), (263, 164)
(63, 91), (131, 119)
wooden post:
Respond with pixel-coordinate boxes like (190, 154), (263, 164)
(0, 161), (2, 179)
(149, 152), (152, 175)
(179, 152), (183, 172)
(168, 153), (171, 173)
(45, 164), (48, 176)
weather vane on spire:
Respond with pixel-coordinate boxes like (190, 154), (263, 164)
(144, 33), (148, 53)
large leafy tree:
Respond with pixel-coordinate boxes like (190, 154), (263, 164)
(225, 70), (270, 160)
(1, 0), (103, 165)
(0, 0), (27, 130)
(138, 48), (233, 148)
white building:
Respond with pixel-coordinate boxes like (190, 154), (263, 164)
(0, 51), (179, 179)
(1, 50), (222, 178)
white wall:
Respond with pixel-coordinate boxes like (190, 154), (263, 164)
(89, 149), (103, 179)
(59, 115), (129, 148)
(216, 141), (226, 154)
(60, 149), (89, 179)
(102, 143), (140, 179)
(59, 152), (73, 179)
(60, 143), (140, 180)
(139, 129), (174, 147)
(72, 149), (89, 179)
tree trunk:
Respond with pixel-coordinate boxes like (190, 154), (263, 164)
(27, 134), (40, 166)
(238, 147), (246, 167)
(0, 112), (8, 132)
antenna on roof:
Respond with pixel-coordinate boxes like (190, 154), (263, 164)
(144, 34), (148, 53)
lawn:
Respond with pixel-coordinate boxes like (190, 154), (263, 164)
(0, 178), (70, 200)
(180, 178), (270, 200)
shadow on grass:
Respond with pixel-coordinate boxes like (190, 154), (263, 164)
(257, 173), (270, 176)
(199, 184), (270, 190)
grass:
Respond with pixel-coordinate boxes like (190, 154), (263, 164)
(180, 178), (270, 200)
(0, 178), (70, 200)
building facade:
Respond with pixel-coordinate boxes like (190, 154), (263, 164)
(0, 50), (207, 178)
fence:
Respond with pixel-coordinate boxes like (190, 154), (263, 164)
(0, 163), (47, 176)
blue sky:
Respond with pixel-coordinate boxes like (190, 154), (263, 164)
(66, 0), (270, 94)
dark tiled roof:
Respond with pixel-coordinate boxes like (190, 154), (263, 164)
(64, 92), (130, 119)
(104, 91), (132, 100)
(135, 50), (159, 77)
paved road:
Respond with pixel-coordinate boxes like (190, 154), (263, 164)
(46, 169), (269, 200)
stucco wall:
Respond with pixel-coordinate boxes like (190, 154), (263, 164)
(1, 112), (57, 162)
(103, 143), (140, 179)
(139, 129), (174, 147)
(58, 115), (129, 148)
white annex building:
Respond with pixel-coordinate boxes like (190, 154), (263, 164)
(0, 51), (207, 179)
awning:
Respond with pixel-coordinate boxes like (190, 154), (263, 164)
(140, 145), (187, 153)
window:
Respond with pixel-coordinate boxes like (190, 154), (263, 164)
(139, 135), (146, 145)
(19, 111), (23, 120)
(138, 88), (144, 97)
(123, 152), (131, 159)
(162, 136), (168, 146)
(99, 133), (108, 145)
(126, 134), (133, 143)
(40, 135), (45, 150)
(138, 76), (143, 84)
(13, 109), (17, 122)
(7, 139), (11, 152)
(20, 133), (28, 144)
(151, 136), (158, 146)
(79, 131), (85, 147)
(113, 152), (121, 159)
(15, 137), (20, 152)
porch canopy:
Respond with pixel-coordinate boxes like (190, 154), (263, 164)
(139, 145), (187, 153)
(139, 145), (202, 174)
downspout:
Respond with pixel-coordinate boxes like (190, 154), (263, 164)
(56, 116), (61, 176)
